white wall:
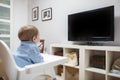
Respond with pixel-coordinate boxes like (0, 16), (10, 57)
(28, 0), (120, 52)
(11, 0), (28, 51)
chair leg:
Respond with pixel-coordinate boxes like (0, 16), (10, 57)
(51, 67), (56, 79)
(53, 78), (57, 80)
(44, 67), (56, 80)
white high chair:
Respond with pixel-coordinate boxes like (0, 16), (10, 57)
(0, 40), (67, 80)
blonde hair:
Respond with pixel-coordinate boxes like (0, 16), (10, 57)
(18, 25), (39, 41)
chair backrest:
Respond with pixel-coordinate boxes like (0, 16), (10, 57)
(0, 40), (18, 80)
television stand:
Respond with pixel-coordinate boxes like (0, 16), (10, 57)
(50, 43), (120, 80)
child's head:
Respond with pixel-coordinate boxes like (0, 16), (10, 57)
(18, 25), (40, 43)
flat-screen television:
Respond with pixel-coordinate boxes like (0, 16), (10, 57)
(68, 6), (114, 42)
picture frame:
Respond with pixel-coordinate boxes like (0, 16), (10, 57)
(32, 7), (39, 21)
(41, 8), (52, 21)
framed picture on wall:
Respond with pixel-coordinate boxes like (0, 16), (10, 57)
(32, 7), (39, 21)
(41, 8), (52, 21)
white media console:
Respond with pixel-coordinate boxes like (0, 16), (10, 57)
(50, 43), (120, 80)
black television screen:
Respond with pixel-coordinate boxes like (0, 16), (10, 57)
(68, 6), (114, 42)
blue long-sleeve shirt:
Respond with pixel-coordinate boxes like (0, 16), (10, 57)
(13, 41), (44, 68)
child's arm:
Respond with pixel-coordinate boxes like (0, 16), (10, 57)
(29, 47), (44, 63)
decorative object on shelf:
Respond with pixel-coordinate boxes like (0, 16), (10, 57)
(54, 50), (63, 56)
(41, 8), (52, 21)
(32, 7), (39, 21)
(90, 55), (105, 69)
(54, 50), (63, 76)
(112, 58), (120, 70)
(65, 66), (79, 80)
(56, 65), (63, 76)
(65, 52), (78, 66)
(111, 58), (120, 74)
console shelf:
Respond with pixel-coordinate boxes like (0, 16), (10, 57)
(50, 44), (120, 80)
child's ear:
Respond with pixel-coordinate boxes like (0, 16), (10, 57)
(32, 36), (36, 42)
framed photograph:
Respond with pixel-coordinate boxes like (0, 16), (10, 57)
(32, 7), (39, 21)
(41, 8), (52, 21)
